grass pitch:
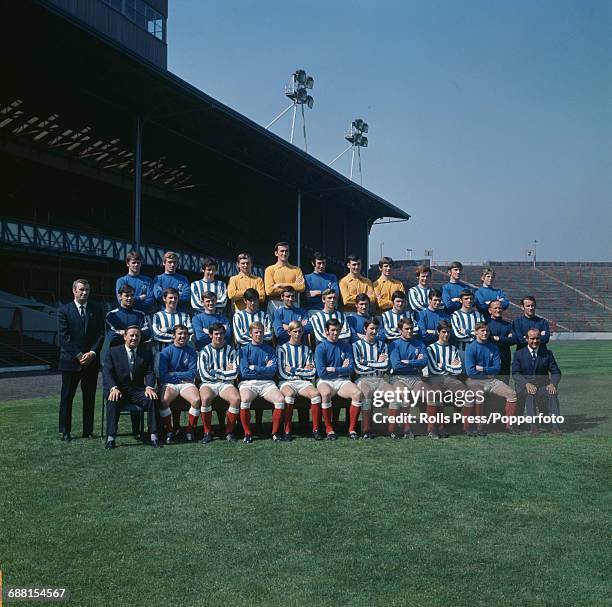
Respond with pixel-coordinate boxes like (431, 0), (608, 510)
(1, 341), (611, 606)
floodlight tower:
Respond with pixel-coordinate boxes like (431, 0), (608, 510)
(328, 119), (369, 185)
(266, 69), (314, 152)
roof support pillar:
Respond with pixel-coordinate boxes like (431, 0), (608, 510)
(134, 115), (143, 251)
(297, 189), (302, 305)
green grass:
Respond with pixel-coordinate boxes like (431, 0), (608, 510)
(1, 341), (611, 606)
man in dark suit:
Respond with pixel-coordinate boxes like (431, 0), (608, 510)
(57, 278), (105, 441)
(512, 328), (562, 436)
(102, 326), (161, 449)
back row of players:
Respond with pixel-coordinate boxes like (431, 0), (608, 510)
(104, 243), (555, 446)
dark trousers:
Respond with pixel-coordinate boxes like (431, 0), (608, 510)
(106, 388), (158, 437)
(524, 387), (561, 428)
(59, 366), (99, 434)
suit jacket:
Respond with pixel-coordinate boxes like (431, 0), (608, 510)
(58, 301), (105, 372)
(512, 345), (561, 392)
(102, 345), (156, 396)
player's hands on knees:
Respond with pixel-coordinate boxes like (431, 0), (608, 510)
(526, 383), (537, 395)
(546, 383), (557, 395)
(145, 387), (158, 400)
(109, 387), (122, 402)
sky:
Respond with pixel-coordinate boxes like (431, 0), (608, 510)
(167, 0), (612, 264)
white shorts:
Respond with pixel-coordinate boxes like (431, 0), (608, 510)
(357, 376), (388, 391)
(391, 376), (426, 390)
(317, 378), (352, 397)
(199, 381), (235, 398)
(238, 380), (278, 398)
(279, 379), (315, 394)
(162, 382), (197, 395)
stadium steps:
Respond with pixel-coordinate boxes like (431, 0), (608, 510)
(0, 328), (58, 368)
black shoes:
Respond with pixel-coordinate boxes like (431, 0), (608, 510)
(185, 431), (194, 443)
(272, 434), (283, 443)
(225, 432), (237, 443)
(151, 438), (162, 448)
(201, 433), (214, 445)
(312, 431), (324, 441)
(326, 433), (338, 441)
(349, 432), (359, 441)
(105, 439), (116, 450)
(243, 435), (253, 444)
(61, 433), (72, 442)
(165, 432), (175, 445)
(283, 432), (293, 442)
(83, 432), (95, 439)
(403, 431), (416, 440)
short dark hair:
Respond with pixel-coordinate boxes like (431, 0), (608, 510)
(118, 284), (135, 296)
(437, 320), (452, 332)
(521, 295), (537, 306)
(391, 290), (406, 301)
(281, 285), (296, 297)
(125, 324), (141, 332)
(398, 318), (414, 329)
(355, 293), (371, 304)
(322, 288), (336, 298)
(447, 261), (463, 271)
(173, 324), (189, 334)
(274, 241), (290, 252)
(459, 289), (473, 299)
(429, 289), (443, 300)
(202, 291), (217, 301)
(163, 287), (178, 299)
(364, 317), (380, 329)
(378, 256), (394, 268)
(208, 322), (226, 334)
(474, 322), (488, 332)
(325, 318), (342, 331)
(126, 250), (141, 263)
(200, 257), (218, 271)
(346, 255), (361, 264)
(311, 252), (326, 264)
(243, 288), (259, 302)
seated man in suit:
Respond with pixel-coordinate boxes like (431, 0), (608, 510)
(512, 328), (562, 436)
(102, 326), (161, 449)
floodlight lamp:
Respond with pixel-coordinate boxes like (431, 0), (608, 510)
(361, 122), (369, 133)
(294, 69), (307, 85)
(361, 136), (368, 147)
(296, 88), (308, 103)
(305, 76), (314, 89)
(306, 95), (314, 109)
(353, 119), (364, 132)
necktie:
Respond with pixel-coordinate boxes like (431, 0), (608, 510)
(80, 305), (86, 325)
(531, 349), (537, 363)
(129, 349), (135, 380)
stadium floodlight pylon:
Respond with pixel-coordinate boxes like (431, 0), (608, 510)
(328, 118), (369, 185)
(266, 69), (314, 152)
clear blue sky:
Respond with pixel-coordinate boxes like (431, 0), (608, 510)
(168, 0), (611, 264)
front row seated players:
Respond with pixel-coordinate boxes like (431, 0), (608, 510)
(352, 317), (390, 439)
(238, 321), (285, 443)
(103, 326), (160, 449)
(314, 318), (363, 440)
(194, 323), (240, 444)
(277, 320), (321, 441)
(158, 324), (200, 444)
(464, 322), (519, 436)
(388, 318), (428, 439)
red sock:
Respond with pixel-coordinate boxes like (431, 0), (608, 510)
(505, 402), (517, 428)
(349, 404), (361, 434)
(426, 405), (438, 432)
(284, 404), (294, 434)
(322, 407), (335, 434)
(272, 408), (283, 435)
(188, 413), (198, 430)
(388, 408), (398, 434)
(201, 411), (213, 434)
(226, 410), (238, 433)
(311, 404), (321, 432)
(172, 409), (181, 433)
(463, 406), (474, 431)
(240, 408), (252, 436)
